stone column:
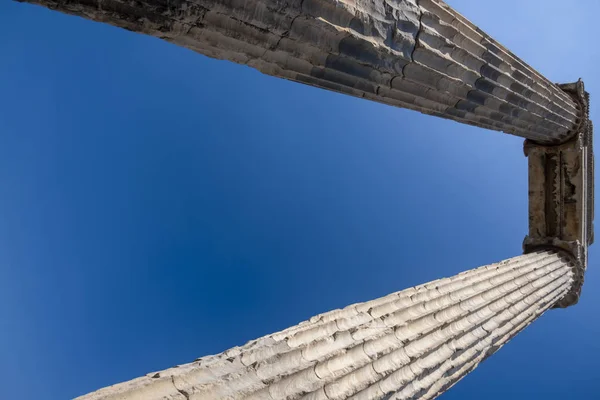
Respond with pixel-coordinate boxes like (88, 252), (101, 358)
(17, 0), (581, 144)
(77, 250), (575, 400)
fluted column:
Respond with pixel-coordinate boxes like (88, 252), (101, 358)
(17, 0), (581, 143)
(77, 250), (575, 400)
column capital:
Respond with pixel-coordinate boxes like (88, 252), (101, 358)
(523, 79), (593, 308)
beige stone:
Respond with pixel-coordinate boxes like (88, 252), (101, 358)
(12, 0), (594, 398)
(74, 251), (575, 400)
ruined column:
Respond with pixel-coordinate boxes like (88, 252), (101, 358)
(17, 0), (581, 144)
(14, 0), (594, 398)
(77, 250), (575, 400)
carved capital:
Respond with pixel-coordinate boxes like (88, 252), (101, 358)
(524, 79), (593, 308)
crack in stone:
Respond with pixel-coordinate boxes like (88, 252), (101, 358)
(402, 0), (423, 77)
(171, 376), (190, 400)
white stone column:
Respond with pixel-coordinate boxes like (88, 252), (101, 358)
(77, 250), (575, 400)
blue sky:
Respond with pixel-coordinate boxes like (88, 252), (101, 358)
(0, 0), (598, 399)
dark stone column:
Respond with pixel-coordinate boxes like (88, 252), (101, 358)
(17, 0), (581, 143)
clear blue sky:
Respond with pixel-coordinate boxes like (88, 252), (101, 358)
(0, 1), (598, 399)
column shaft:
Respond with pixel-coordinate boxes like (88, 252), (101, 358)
(76, 250), (575, 400)
(17, 0), (580, 143)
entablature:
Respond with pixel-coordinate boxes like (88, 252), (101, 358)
(524, 80), (594, 307)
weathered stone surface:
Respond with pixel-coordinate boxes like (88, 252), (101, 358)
(13, 0), (594, 398)
(75, 251), (574, 400)
(523, 80), (594, 308)
(17, 0), (580, 144)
